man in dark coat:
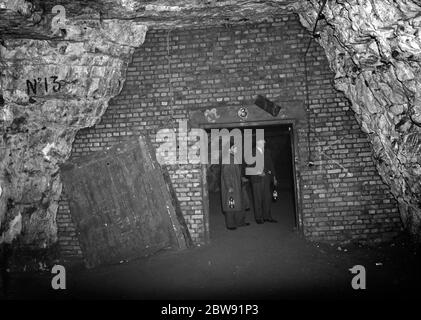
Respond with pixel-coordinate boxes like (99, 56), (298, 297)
(221, 145), (250, 230)
(249, 138), (277, 224)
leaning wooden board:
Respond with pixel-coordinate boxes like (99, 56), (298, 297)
(61, 135), (191, 268)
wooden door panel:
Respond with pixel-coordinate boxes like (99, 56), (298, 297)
(61, 135), (190, 268)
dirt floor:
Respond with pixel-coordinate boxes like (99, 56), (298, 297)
(2, 190), (421, 300)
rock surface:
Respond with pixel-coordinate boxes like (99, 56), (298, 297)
(295, 0), (421, 240)
(0, 0), (147, 248)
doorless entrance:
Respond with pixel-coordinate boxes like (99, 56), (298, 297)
(201, 122), (300, 241)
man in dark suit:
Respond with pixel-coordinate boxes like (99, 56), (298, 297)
(220, 144), (250, 230)
(249, 138), (277, 224)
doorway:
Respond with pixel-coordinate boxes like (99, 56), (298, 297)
(203, 123), (298, 240)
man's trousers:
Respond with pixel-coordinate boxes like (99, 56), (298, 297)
(251, 175), (272, 221)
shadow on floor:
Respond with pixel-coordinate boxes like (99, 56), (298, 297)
(2, 191), (421, 300)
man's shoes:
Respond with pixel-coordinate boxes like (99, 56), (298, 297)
(264, 218), (278, 223)
(227, 227), (237, 230)
(256, 219), (264, 224)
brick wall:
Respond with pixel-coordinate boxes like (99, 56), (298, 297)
(57, 14), (402, 259)
(56, 194), (83, 261)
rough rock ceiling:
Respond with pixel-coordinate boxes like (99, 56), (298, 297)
(0, 0), (295, 39)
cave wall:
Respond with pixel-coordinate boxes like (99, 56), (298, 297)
(0, 1), (147, 257)
(295, 0), (421, 240)
(2, 0), (420, 266)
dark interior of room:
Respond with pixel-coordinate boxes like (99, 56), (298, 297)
(206, 124), (297, 240)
